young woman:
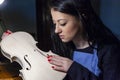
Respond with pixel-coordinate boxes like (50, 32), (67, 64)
(47, 0), (120, 80)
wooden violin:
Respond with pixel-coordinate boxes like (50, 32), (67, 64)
(0, 31), (66, 80)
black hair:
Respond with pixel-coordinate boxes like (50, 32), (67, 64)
(48, 0), (120, 58)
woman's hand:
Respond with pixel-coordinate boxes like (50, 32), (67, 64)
(47, 55), (73, 72)
(1, 30), (12, 39)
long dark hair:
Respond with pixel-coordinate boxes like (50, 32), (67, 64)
(48, 0), (120, 58)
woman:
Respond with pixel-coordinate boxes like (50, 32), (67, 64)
(47, 0), (120, 80)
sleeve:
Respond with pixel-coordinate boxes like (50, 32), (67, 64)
(64, 61), (98, 80)
(99, 44), (120, 80)
(63, 44), (120, 80)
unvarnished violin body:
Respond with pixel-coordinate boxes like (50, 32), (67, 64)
(0, 31), (66, 80)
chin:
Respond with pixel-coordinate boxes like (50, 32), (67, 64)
(61, 39), (70, 43)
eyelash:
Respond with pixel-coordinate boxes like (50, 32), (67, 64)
(53, 22), (66, 27)
(60, 23), (66, 26)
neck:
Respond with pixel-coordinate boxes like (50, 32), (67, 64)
(73, 37), (90, 49)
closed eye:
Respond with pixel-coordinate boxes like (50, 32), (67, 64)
(60, 23), (66, 26)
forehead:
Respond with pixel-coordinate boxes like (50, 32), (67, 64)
(51, 9), (76, 21)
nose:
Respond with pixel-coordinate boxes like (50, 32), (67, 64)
(55, 26), (61, 34)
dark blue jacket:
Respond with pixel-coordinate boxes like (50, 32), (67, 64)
(64, 44), (120, 80)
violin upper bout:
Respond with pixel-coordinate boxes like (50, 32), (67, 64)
(0, 31), (66, 80)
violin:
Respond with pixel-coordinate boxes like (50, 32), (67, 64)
(0, 31), (66, 80)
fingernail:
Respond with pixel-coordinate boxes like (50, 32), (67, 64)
(6, 30), (12, 34)
(5, 31), (11, 34)
(47, 55), (52, 58)
(48, 59), (50, 61)
(51, 66), (54, 69)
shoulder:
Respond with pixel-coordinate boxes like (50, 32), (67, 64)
(98, 43), (120, 54)
(97, 43), (120, 63)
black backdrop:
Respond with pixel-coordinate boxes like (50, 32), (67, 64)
(36, 0), (52, 52)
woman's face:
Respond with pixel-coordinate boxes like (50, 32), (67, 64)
(51, 9), (83, 42)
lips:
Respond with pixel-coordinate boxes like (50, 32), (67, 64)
(59, 35), (64, 39)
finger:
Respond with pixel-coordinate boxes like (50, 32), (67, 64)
(49, 58), (63, 67)
(51, 55), (67, 61)
(52, 66), (65, 72)
(47, 55), (61, 62)
(6, 30), (12, 34)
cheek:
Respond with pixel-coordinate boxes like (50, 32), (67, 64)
(65, 25), (80, 39)
(66, 22), (79, 33)
(70, 27), (79, 37)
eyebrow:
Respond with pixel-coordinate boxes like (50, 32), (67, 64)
(52, 19), (67, 23)
(57, 19), (67, 22)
